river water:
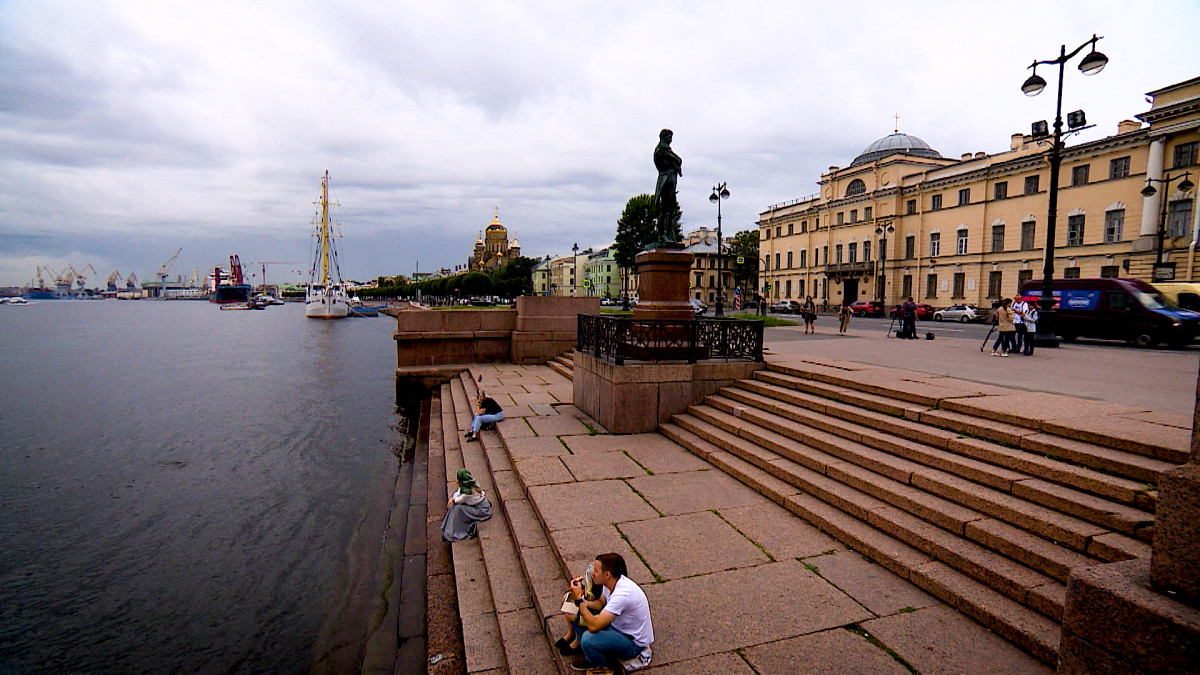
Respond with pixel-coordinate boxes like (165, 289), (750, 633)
(0, 300), (403, 673)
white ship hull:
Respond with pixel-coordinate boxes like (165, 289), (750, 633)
(305, 286), (350, 319)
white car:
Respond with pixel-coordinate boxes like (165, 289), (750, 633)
(933, 304), (984, 322)
(689, 298), (708, 315)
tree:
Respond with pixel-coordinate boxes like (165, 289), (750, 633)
(613, 194), (682, 306)
(729, 228), (760, 300)
(489, 256), (536, 297)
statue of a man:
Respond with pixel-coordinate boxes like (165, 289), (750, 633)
(653, 128), (682, 245)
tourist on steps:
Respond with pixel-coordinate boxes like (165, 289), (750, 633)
(558, 553), (654, 674)
(464, 391), (503, 442)
(440, 468), (492, 541)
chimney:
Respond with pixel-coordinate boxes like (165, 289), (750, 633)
(1117, 119), (1141, 135)
(962, 153), (973, 160)
(975, 152), (987, 159)
(1011, 133), (1025, 150)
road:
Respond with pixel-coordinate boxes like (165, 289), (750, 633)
(761, 315), (1200, 418)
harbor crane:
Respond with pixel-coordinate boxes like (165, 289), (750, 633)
(246, 261), (304, 293)
(76, 264), (96, 291)
(106, 271), (122, 291)
(125, 272), (139, 289)
(56, 265), (77, 293)
(156, 248), (182, 298)
(35, 265), (58, 290)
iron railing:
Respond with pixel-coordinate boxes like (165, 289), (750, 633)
(577, 315), (764, 365)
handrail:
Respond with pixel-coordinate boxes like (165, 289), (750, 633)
(577, 315), (764, 365)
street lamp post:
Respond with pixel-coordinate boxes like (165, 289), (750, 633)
(709, 182), (730, 316)
(875, 223), (894, 304)
(760, 253), (771, 316)
(1021, 34), (1109, 348)
(1142, 171), (1195, 276)
(571, 243), (579, 296)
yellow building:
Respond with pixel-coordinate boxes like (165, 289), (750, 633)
(468, 209), (522, 272)
(758, 76), (1200, 309)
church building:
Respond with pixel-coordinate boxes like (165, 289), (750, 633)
(468, 209), (522, 272)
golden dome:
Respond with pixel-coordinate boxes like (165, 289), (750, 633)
(486, 207), (505, 231)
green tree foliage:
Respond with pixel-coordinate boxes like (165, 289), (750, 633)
(489, 256), (536, 297)
(729, 228), (760, 294)
(613, 194), (656, 271)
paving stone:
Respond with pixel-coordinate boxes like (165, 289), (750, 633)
(477, 535), (534, 614)
(505, 436), (569, 459)
(546, 384), (573, 403)
(520, 544), (569, 620)
(744, 628), (910, 675)
(496, 607), (558, 675)
(620, 511), (769, 580)
(644, 559), (873, 665)
(562, 450), (648, 481)
(717, 502), (843, 560)
(627, 470), (767, 516)
(529, 403), (559, 415)
(496, 417), (537, 441)
(527, 414), (592, 437)
(490, 470), (525, 503)
(425, 573), (463, 675)
(513, 456), (574, 486)
(806, 549), (939, 616)
(502, 498), (550, 550)
(625, 440), (712, 474)
(639, 651), (756, 674)
(528, 479), (659, 531)
(549, 524), (656, 586)
(511, 390), (560, 406)
(1042, 413), (1189, 462)
(861, 605), (1051, 675)
(496, 404), (535, 418)
(459, 609), (506, 673)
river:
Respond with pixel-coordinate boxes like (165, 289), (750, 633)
(0, 300), (403, 673)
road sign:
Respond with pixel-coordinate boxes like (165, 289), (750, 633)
(737, 256), (744, 264)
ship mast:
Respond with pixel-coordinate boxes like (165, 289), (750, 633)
(320, 170), (331, 286)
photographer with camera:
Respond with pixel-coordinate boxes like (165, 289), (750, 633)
(556, 553), (654, 674)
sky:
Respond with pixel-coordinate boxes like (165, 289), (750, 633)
(1, 0), (1198, 289)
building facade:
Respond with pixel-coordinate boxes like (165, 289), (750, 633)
(468, 209), (522, 272)
(682, 228), (733, 305)
(758, 76), (1200, 309)
(583, 248), (620, 298)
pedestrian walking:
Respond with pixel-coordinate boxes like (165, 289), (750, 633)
(837, 299), (851, 335)
(1012, 297), (1030, 353)
(802, 295), (816, 334)
(1022, 299), (1038, 356)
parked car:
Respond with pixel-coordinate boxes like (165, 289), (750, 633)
(848, 300), (885, 317)
(933, 305), (985, 323)
(600, 297), (616, 306)
(770, 299), (803, 314)
(889, 303), (935, 319)
(1021, 277), (1200, 348)
(690, 298), (708, 316)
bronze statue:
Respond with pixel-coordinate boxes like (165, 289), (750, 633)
(653, 128), (683, 245)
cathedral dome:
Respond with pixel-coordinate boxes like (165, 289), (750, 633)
(850, 133), (942, 167)
(486, 209), (505, 231)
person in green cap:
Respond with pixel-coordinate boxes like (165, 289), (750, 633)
(440, 468), (492, 541)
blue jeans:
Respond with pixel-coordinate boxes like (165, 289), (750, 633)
(470, 411), (504, 433)
(576, 620), (641, 668)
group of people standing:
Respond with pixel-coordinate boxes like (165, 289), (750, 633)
(990, 297), (1039, 356)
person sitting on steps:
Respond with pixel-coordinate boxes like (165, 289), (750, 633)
(463, 391), (503, 442)
(559, 553), (654, 674)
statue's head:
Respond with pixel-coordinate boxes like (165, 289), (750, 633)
(659, 128), (673, 142)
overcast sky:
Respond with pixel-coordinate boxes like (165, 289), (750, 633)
(2, 0), (1198, 289)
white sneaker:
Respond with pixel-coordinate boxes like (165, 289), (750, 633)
(620, 646), (652, 672)
(1000, 353), (1010, 357)
(990, 352), (999, 356)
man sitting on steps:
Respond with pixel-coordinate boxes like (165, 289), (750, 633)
(562, 553), (654, 674)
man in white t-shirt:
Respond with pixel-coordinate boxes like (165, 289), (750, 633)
(567, 553), (654, 673)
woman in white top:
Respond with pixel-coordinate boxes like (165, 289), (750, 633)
(440, 468), (492, 541)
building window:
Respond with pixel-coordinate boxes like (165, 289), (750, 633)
(775, 226), (782, 237)
(958, 188), (970, 206)
(835, 244), (843, 264)
(787, 223), (794, 235)
(1024, 175), (1040, 195)
(987, 271), (1002, 299)
(800, 220), (808, 233)
(786, 251), (793, 268)
(1104, 209), (1124, 243)
(991, 225), (1005, 253)
(1067, 214), (1085, 247)
(864, 206), (872, 220)
(846, 179), (866, 196)
(822, 246), (828, 265)
(850, 209), (858, 223)
(798, 279), (806, 297)
(1071, 164), (1090, 186)
(931, 194), (943, 210)
(837, 212), (845, 225)
(905, 235), (915, 259)
(1109, 156), (1130, 179)
(863, 240), (872, 262)
(848, 243), (857, 263)
(1169, 200), (1194, 238)
(800, 249), (807, 268)
(956, 230), (968, 255)
(1100, 265), (1120, 278)
(1174, 141), (1198, 168)
(1017, 269), (1033, 291)
(775, 253), (780, 270)
(695, 272), (703, 287)
(764, 257), (770, 272)
(926, 274), (938, 298)
(763, 229), (770, 240)
(929, 232), (940, 257)
(785, 279), (792, 298)
(1021, 220), (1036, 250)
(901, 274), (912, 299)
(994, 181), (1008, 200)
(953, 273), (965, 298)
(906, 199), (917, 215)
(1064, 267), (1081, 279)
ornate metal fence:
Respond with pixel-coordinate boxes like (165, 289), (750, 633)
(577, 315), (764, 365)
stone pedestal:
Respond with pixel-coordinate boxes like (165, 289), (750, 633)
(632, 248), (693, 321)
(1151, 463), (1200, 599)
(573, 352), (763, 434)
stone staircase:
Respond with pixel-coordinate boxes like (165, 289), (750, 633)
(546, 350), (574, 381)
(659, 361), (1180, 664)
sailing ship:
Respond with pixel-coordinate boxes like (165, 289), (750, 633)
(305, 171), (351, 319)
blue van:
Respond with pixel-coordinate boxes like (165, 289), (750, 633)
(1019, 278), (1200, 348)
